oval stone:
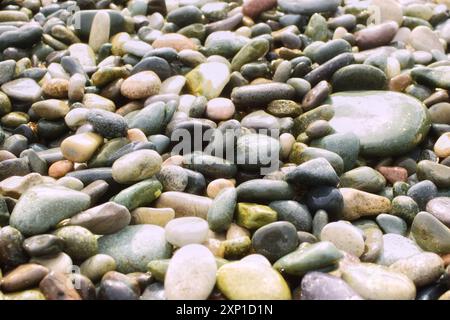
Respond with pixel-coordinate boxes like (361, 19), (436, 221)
(327, 91), (431, 157)
(98, 225), (172, 273)
(165, 244), (217, 300)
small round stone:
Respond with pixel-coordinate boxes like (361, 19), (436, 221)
(165, 217), (209, 248)
(112, 150), (162, 184)
(320, 221), (365, 257)
(206, 98), (235, 121)
(120, 71), (161, 99)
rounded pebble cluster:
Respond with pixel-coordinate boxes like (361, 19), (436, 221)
(0, 0), (450, 301)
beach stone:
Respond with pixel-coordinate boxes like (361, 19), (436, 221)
(338, 188), (391, 221)
(417, 160), (450, 188)
(231, 38), (269, 71)
(10, 185), (90, 236)
(236, 179), (294, 203)
(407, 180), (437, 210)
(186, 62), (230, 100)
(80, 254), (116, 283)
(355, 22), (399, 50)
(269, 200), (312, 232)
(243, 0), (277, 18)
(332, 65), (387, 91)
(0, 173), (51, 199)
(411, 211), (450, 254)
(206, 98), (235, 121)
(0, 92), (11, 116)
(1, 78), (42, 102)
(89, 11), (110, 53)
(207, 187), (236, 232)
(273, 241), (343, 276)
(131, 207), (175, 227)
(376, 214), (407, 236)
(68, 202), (131, 235)
(217, 260), (291, 300)
(0, 226), (27, 270)
(371, 0), (403, 25)
(300, 272), (362, 300)
(165, 244), (216, 300)
(0, 60), (15, 86)
(111, 178), (163, 211)
(320, 221), (365, 257)
(155, 192), (212, 219)
(285, 158), (339, 187)
(41, 78), (69, 98)
(3, 289), (46, 300)
(389, 252), (444, 287)
(340, 166), (386, 193)
(426, 197), (450, 227)
(342, 263), (416, 300)
(327, 91), (431, 157)
(152, 33), (196, 52)
(39, 271), (81, 300)
(376, 234), (422, 266)
(236, 203), (277, 230)
(156, 165), (188, 192)
(86, 109), (128, 139)
(306, 186), (343, 219)
(31, 99), (70, 120)
(121, 71), (161, 99)
(112, 150), (162, 184)
(241, 110), (280, 131)
(53, 226), (98, 262)
(278, 0), (340, 15)
(97, 271), (140, 300)
(165, 217), (209, 248)
(252, 221), (299, 262)
(411, 67), (450, 91)
(23, 235), (64, 257)
(0, 263), (49, 293)
(98, 225), (171, 273)
(231, 83), (296, 108)
(236, 133), (280, 172)
(30, 252), (73, 274)
(61, 132), (103, 163)
(435, 133), (450, 158)
(409, 26), (445, 53)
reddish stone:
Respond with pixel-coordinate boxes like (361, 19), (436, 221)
(243, 0), (278, 19)
(377, 166), (408, 184)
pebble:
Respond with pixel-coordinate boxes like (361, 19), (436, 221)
(155, 191), (212, 219)
(23, 234), (64, 257)
(217, 260), (291, 300)
(300, 272), (362, 300)
(67, 202), (131, 235)
(426, 197), (450, 227)
(165, 217), (209, 248)
(112, 150), (162, 184)
(98, 225), (172, 273)
(251, 221), (299, 262)
(10, 185), (90, 236)
(236, 203), (277, 230)
(273, 241), (343, 276)
(120, 71), (161, 99)
(320, 221), (365, 258)
(1, 78), (42, 102)
(389, 252), (444, 287)
(206, 98), (235, 121)
(60, 132), (104, 163)
(376, 234), (423, 266)
(411, 212), (450, 254)
(80, 254), (117, 283)
(131, 207), (175, 227)
(165, 244), (216, 300)
(0, 263), (49, 293)
(186, 62), (230, 100)
(339, 188), (391, 221)
(342, 263), (416, 300)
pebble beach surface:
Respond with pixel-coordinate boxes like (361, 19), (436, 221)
(1, 0), (450, 301)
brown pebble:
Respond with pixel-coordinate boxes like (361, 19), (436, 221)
(127, 128), (148, 142)
(1, 264), (49, 292)
(243, 0), (277, 19)
(206, 179), (236, 198)
(424, 90), (449, 107)
(302, 80), (331, 111)
(442, 253), (450, 267)
(39, 271), (82, 300)
(162, 155), (184, 167)
(42, 78), (69, 98)
(377, 166), (408, 184)
(389, 73), (412, 92)
(152, 33), (197, 52)
(48, 160), (74, 178)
